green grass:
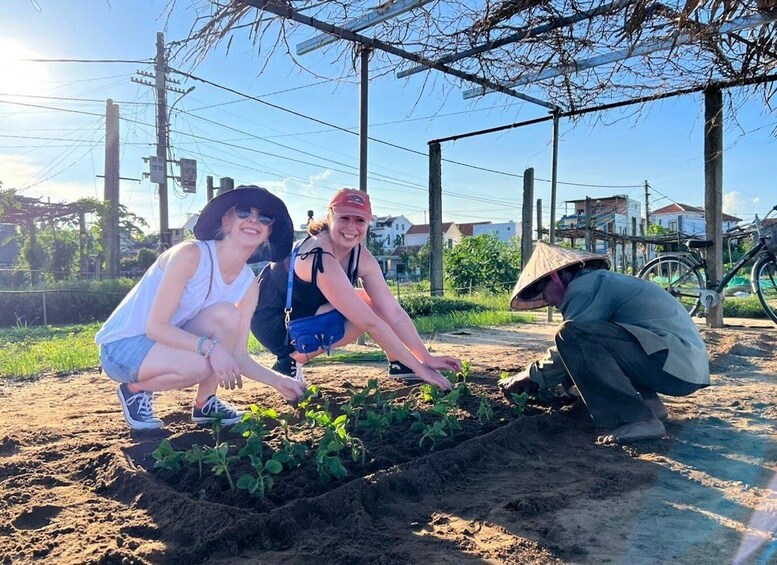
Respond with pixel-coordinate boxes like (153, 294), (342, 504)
(0, 292), (529, 380)
(0, 323), (101, 380)
(723, 295), (772, 319)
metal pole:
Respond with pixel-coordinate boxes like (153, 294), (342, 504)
(359, 47), (370, 192)
(550, 111), (559, 244)
(429, 142), (443, 296)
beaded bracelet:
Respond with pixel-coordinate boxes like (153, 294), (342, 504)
(204, 338), (218, 359)
(196, 335), (208, 356)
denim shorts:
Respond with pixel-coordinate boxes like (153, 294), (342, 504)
(100, 334), (155, 384)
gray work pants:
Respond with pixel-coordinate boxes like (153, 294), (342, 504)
(554, 320), (705, 429)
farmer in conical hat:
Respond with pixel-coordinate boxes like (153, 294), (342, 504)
(500, 241), (709, 444)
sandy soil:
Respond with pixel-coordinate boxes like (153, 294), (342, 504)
(1, 320), (776, 564)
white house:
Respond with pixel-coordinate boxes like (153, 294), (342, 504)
(369, 215), (413, 251)
(651, 203), (741, 235)
(404, 222), (463, 248)
(473, 220), (520, 242)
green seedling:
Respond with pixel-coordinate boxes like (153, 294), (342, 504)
(362, 409), (392, 438)
(234, 404), (277, 441)
(209, 415), (224, 445)
(476, 396), (494, 424)
(315, 428), (349, 481)
(392, 397), (416, 423)
(151, 439), (183, 472)
(203, 442), (237, 490)
(442, 359), (471, 384)
(418, 383), (442, 404)
(237, 434), (264, 460)
(274, 439), (308, 469)
(295, 385), (321, 412)
(419, 419), (448, 449)
(509, 392), (529, 417)
(184, 444), (206, 479)
(236, 454), (283, 498)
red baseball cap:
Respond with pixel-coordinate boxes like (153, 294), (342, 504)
(328, 188), (374, 220)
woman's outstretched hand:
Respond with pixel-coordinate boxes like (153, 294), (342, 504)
(418, 366), (454, 391)
(273, 375), (307, 402)
(423, 354), (462, 373)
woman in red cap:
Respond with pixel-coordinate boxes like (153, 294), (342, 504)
(96, 186), (306, 430)
(251, 188), (460, 390)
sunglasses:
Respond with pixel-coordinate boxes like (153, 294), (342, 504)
(233, 205), (274, 226)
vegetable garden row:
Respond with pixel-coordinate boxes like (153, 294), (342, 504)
(148, 361), (534, 510)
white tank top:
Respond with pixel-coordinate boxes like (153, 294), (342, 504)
(95, 240), (255, 344)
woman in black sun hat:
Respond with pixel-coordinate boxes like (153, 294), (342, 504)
(96, 185), (306, 431)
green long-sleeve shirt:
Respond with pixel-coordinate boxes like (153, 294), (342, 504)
(527, 268), (710, 389)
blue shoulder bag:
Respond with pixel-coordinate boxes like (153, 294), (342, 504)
(284, 244), (346, 355)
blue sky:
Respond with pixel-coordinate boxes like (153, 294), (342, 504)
(1, 0), (775, 237)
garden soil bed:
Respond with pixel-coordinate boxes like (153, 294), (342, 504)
(1, 320), (776, 564)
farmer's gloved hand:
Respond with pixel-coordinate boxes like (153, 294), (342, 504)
(498, 372), (539, 400)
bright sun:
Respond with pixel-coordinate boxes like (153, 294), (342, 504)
(0, 39), (49, 95)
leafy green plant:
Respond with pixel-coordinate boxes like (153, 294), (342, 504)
(476, 396), (494, 424)
(361, 409), (392, 438)
(151, 439), (183, 472)
(275, 439), (308, 469)
(236, 454), (283, 498)
(209, 416), (224, 445)
(203, 443), (237, 490)
(234, 405), (277, 440)
(508, 392), (529, 418)
(185, 444), (206, 479)
(418, 419), (448, 448)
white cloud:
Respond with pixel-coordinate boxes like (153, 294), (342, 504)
(723, 191), (760, 219)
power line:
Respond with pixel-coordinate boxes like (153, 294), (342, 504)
(21, 57), (153, 64)
(170, 67), (647, 190)
(0, 93), (151, 106)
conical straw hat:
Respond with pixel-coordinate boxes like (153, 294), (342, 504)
(510, 241), (610, 310)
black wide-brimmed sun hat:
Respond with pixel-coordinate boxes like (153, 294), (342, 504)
(193, 185), (293, 263)
(510, 241), (610, 310)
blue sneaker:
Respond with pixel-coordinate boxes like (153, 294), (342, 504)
(191, 395), (245, 426)
(117, 383), (163, 430)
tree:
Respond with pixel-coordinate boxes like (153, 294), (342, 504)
(402, 242), (430, 280)
(443, 234), (521, 294)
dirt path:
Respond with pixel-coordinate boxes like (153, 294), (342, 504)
(1, 322), (775, 564)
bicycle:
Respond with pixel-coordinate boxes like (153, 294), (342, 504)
(637, 204), (777, 324)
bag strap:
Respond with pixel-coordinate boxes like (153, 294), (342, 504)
(204, 242), (214, 304)
(284, 242), (301, 330)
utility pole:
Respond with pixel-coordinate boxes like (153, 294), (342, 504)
(644, 179), (650, 229)
(154, 32), (170, 249)
(133, 32), (189, 250)
(104, 99), (120, 277)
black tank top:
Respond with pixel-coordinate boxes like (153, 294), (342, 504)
(254, 236), (362, 321)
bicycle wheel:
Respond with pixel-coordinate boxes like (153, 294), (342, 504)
(752, 255), (777, 324)
(638, 256), (704, 315)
